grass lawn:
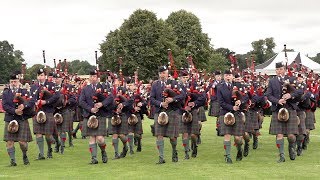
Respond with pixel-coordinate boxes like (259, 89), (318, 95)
(0, 111), (319, 179)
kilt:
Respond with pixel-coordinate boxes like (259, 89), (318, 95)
(82, 116), (107, 136)
(305, 111), (315, 130)
(3, 120), (33, 142)
(56, 109), (73, 133)
(269, 109), (299, 135)
(297, 111), (307, 135)
(258, 110), (264, 129)
(179, 109), (200, 135)
(154, 110), (180, 138)
(108, 114), (129, 135)
(209, 101), (220, 117)
(128, 114), (143, 135)
(218, 112), (244, 136)
(244, 109), (260, 133)
(33, 113), (56, 135)
(198, 106), (207, 122)
(74, 106), (83, 122)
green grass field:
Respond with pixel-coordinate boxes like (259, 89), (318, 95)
(0, 111), (320, 180)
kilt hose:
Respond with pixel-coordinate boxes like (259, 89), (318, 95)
(4, 120), (33, 142)
(244, 109), (260, 133)
(82, 116), (107, 136)
(209, 101), (220, 117)
(56, 109), (73, 133)
(33, 113), (56, 135)
(218, 112), (244, 136)
(154, 109), (180, 138)
(180, 109), (200, 135)
(108, 114), (129, 135)
(198, 106), (207, 122)
(297, 111), (307, 135)
(128, 113), (143, 135)
(269, 109), (299, 135)
(305, 111), (315, 130)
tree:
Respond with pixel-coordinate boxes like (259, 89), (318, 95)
(311, 53), (320, 64)
(100, 9), (182, 80)
(0, 40), (24, 84)
(251, 37), (276, 64)
(166, 10), (212, 69)
(67, 60), (95, 75)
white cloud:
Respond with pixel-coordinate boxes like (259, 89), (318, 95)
(1, 0), (320, 68)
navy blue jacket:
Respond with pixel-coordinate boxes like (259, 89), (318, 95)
(150, 79), (186, 113)
(79, 83), (114, 118)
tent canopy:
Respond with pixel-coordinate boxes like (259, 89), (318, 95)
(255, 52), (320, 75)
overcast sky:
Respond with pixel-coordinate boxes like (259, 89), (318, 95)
(1, 0), (319, 67)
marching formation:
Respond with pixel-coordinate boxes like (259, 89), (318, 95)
(2, 56), (319, 166)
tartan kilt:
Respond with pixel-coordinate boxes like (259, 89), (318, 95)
(179, 109), (200, 135)
(297, 111), (307, 135)
(82, 116), (107, 136)
(108, 114), (129, 135)
(154, 110), (180, 138)
(244, 110), (260, 133)
(128, 114), (143, 135)
(198, 106), (207, 122)
(74, 106), (83, 122)
(305, 111), (315, 130)
(56, 109), (73, 133)
(209, 101), (220, 117)
(218, 112), (244, 136)
(269, 109), (299, 135)
(33, 113), (56, 135)
(3, 120), (33, 142)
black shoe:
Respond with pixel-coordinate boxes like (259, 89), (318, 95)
(192, 145), (198, 158)
(137, 145), (141, 152)
(156, 156), (166, 164)
(9, 159), (17, 166)
(253, 136), (258, 149)
(184, 151), (190, 160)
(289, 143), (296, 160)
(172, 150), (178, 162)
(112, 153), (120, 160)
(90, 157), (98, 164)
(225, 155), (233, 164)
(236, 148), (243, 161)
(102, 151), (108, 163)
(54, 142), (60, 153)
(23, 156), (30, 165)
(47, 148), (53, 159)
(36, 153), (45, 160)
(60, 146), (65, 154)
(277, 153), (285, 163)
(197, 136), (201, 145)
(244, 142), (249, 157)
(297, 146), (303, 156)
(120, 146), (128, 158)
(72, 132), (77, 139)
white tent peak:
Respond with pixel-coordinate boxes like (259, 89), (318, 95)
(255, 51), (320, 75)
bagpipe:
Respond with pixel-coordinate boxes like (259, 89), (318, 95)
(277, 79), (296, 122)
(224, 85), (248, 126)
(13, 92), (36, 118)
(35, 84), (57, 124)
(53, 84), (72, 125)
(181, 88), (200, 124)
(157, 83), (181, 126)
(111, 94), (128, 126)
(87, 85), (110, 129)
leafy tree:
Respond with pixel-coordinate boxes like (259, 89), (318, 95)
(0, 40), (24, 83)
(100, 9), (182, 80)
(166, 10), (212, 70)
